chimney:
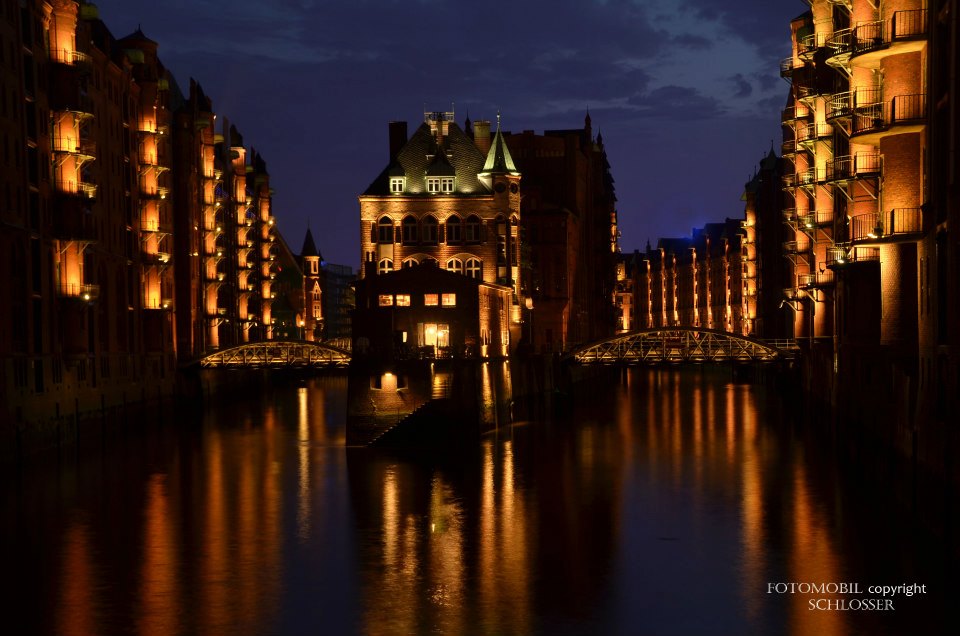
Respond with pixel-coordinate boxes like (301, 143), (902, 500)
(388, 121), (407, 161)
(473, 120), (491, 156)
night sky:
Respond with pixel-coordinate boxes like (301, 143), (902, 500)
(95, 0), (801, 269)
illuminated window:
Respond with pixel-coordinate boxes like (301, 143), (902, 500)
(440, 177), (454, 193)
(309, 260), (318, 274)
(421, 216), (438, 244)
(442, 293), (456, 307)
(378, 258), (393, 274)
(402, 258), (418, 269)
(466, 258), (481, 279)
(377, 217), (393, 243)
(378, 294), (393, 306)
(446, 215), (462, 244)
(390, 177), (404, 193)
(396, 294), (411, 307)
(424, 294), (438, 306)
(402, 215), (418, 244)
(465, 215), (481, 243)
(426, 177), (441, 193)
(313, 305), (321, 319)
(446, 258), (463, 274)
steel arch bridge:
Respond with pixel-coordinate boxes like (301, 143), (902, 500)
(566, 328), (796, 365)
(198, 340), (351, 369)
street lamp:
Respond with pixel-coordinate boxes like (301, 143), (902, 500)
(298, 319), (305, 341)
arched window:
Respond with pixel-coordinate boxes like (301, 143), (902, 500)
(465, 215), (481, 243)
(446, 214), (462, 244)
(402, 215), (418, 245)
(466, 258), (482, 279)
(422, 257), (438, 268)
(402, 257), (418, 269)
(377, 217), (393, 244)
(446, 258), (463, 275)
(421, 215), (438, 245)
(378, 258), (393, 275)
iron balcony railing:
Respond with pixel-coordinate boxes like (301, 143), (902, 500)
(799, 209), (833, 228)
(798, 270), (835, 288)
(799, 32), (829, 59)
(827, 153), (881, 182)
(49, 48), (90, 66)
(780, 57), (796, 78)
(827, 27), (853, 58)
(852, 94), (926, 136)
(58, 282), (100, 300)
(54, 179), (98, 199)
(853, 10), (928, 56)
(827, 91), (851, 120)
(885, 207), (923, 236)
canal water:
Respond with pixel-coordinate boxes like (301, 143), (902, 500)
(2, 367), (955, 635)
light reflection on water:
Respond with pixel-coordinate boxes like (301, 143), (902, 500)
(2, 369), (954, 635)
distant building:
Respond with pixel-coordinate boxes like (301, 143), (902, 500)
(505, 115), (619, 351)
(633, 220), (748, 334)
(299, 228), (323, 341)
(356, 110), (522, 357)
(322, 262), (355, 343)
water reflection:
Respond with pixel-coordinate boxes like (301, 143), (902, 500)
(2, 369), (954, 635)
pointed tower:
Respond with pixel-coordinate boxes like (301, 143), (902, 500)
(479, 113), (522, 329)
(300, 227), (323, 341)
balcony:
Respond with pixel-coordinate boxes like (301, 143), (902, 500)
(781, 138), (797, 157)
(144, 297), (174, 311)
(52, 137), (96, 161)
(851, 94), (927, 143)
(780, 57), (797, 79)
(850, 208), (923, 244)
(797, 122), (832, 147)
(782, 207), (798, 222)
(141, 185), (170, 200)
(58, 282), (99, 301)
(49, 48), (91, 67)
(850, 10), (928, 69)
(826, 28), (853, 68)
(826, 153), (881, 182)
(799, 209), (833, 229)
(826, 91), (853, 122)
(783, 240), (811, 255)
(798, 32), (829, 60)
(143, 250), (171, 264)
(55, 180), (98, 200)
(798, 270), (835, 288)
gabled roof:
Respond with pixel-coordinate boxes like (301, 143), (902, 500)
(362, 122), (488, 196)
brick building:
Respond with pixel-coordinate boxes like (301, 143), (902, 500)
(632, 220), (748, 334)
(505, 115), (619, 351)
(356, 111), (522, 357)
(0, 1), (286, 438)
(781, 0), (959, 480)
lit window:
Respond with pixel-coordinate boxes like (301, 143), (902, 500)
(424, 294), (438, 306)
(465, 215), (481, 243)
(466, 258), (481, 279)
(446, 258), (463, 274)
(378, 259), (393, 274)
(440, 177), (454, 193)
(446, 215), (462, 244)
(421, 216), (438, 244)
(396, 294), (411, 307)
(378, 294), (393, 306)
(390, 177), (404, 193)
(402, 258), (418, 269)
(442, 293), (456, 307)
(313, 306), (321, 319)
(426, 177), (441, 193)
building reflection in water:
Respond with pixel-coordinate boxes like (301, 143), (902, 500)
(5, 369), (950, 635)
